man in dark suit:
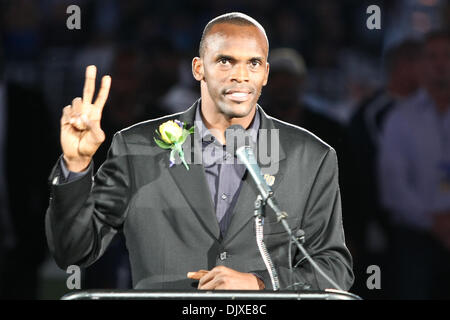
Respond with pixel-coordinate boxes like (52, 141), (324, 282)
(46, 12), (353, 291)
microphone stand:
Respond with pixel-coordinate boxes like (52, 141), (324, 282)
(238, 146), (343, 292)
(254, 194), (280, 291)
(267, 190), (343, 291)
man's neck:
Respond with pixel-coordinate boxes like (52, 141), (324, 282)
(199, 102), (257, 145)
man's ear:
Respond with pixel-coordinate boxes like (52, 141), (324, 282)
(262, 62), (270, 86)
(192, 57), (204, 81)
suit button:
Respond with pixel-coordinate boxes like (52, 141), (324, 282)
(219, 251), (228, 260)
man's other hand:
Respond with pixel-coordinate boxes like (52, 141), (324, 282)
(187, 266), (264, 290)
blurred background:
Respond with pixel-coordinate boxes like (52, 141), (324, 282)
(0, 0), (449, 299)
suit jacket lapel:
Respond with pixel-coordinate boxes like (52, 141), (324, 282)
(167, 101), (221, 240)
(166, 102), (287, 243)
(223, 106), (287, 244)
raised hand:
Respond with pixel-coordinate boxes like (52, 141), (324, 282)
(60, 65), (111, 172)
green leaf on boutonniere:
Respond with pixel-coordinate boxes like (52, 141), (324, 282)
(169, 149), (176, 162)
(154, 137), (172, 149)
(177, 129), (190, 145)
(182, 122), (195, 134)
(165, 131), (177, 144)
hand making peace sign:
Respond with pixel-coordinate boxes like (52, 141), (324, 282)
(60, 65), (111, 172)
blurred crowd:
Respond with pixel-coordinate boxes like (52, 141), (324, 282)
(0, 0), (449, 299)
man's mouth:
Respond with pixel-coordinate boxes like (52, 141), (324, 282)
(224, 89), (253, 102)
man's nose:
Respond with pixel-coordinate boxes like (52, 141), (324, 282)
(230, 64), (249, 82)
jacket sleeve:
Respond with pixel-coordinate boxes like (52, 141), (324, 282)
(257, 148), (354, 291)
(45, 132), (131, 269)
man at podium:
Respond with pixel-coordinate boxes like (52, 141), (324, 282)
(46, 12), (353, 291)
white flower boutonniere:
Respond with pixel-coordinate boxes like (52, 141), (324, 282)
(154, 120), (194, 170)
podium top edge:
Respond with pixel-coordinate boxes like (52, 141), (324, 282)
(61, 289), (362, 300)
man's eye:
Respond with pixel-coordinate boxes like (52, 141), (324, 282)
(250, 60), (261, 67)
(219, 58), (230, 65)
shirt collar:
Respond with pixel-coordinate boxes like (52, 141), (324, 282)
(194, 101), (260, 146)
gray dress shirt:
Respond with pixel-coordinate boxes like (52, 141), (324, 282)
(195, 105), (260, 236)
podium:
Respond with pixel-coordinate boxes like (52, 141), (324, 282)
(61, 289), (362, 300)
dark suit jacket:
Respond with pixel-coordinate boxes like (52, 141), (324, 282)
(46, 100), (354, 290)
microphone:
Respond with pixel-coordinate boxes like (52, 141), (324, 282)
(226, 124), (287, 221)
(236, 145), (288, 222)
(236, 146), (273, 201)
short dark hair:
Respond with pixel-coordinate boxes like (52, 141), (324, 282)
(198, 12), (269, 57)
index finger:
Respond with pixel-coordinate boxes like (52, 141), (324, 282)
(83, 65), (97, 105)
(187, 270), (209, 280)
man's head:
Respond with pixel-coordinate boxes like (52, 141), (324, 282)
(383, 39), (423, 96)
(261, 48), (308, 121)
(192, 12), (270, 121)
(266, 48), (307, 103)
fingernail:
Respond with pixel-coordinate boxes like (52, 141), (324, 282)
(87, 65), (96, 77)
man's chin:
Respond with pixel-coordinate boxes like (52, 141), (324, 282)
(224, 107), (254, 119)
(218, 100), (256, 119)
